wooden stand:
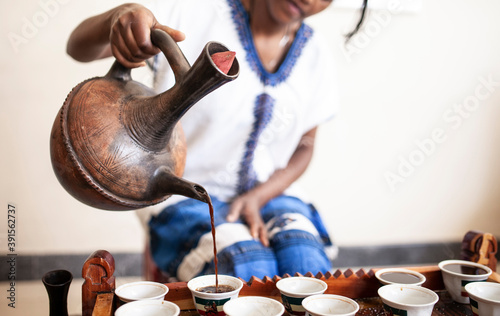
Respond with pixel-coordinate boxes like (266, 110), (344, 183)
(461, 230), (498, 271)
(82, 250), (116, 316)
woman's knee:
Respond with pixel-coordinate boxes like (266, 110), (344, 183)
(272, 229), (332, 275)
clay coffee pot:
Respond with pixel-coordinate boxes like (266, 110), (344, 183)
(50, 29), (239, 210)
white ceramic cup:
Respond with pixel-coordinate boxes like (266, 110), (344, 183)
(302, 294), (359, 316)
(223, 296), (284, 316)
(187, 274), (243, 316)
(276, 276), (328, 315)
(465, 281), (500, 316)
(375, 268), (426, 286)
(378, 284), (439, 316)
(115, 281), (169, 303)
(115, 300), (180, 316)
(438, 260), (492, 304)
(115, 300), (181, 316)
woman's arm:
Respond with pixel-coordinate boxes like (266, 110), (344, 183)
(227, 127), (318, 246)
(66, 3), (184, 68)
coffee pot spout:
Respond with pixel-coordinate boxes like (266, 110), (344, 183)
(150, 166), (210, 204)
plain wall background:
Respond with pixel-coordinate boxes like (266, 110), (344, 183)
(1, 0), (499, 259)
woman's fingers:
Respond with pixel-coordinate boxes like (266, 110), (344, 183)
(227, 195), (269, 247)
(226, 200), (242, 222)
(129, 20), (162, 56)
(246, 211), (269, 247)
(253, 222), (269, 247)
(153, 24), (186, 42)
(109, 6), (181, 68)
(110, 35), (146, 68)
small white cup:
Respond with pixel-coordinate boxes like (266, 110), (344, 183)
(438, 260), (492, 304)
(223, 296), (284, 316)
(378, 284), (439, 316)
(115, 300), (180, 316)
(187, 274), (243, 316)
(465, 281), (500, 315)
(115, 281), (169, 303)
(302, 294), (359, 316)
(276, 276), (328, 315)
(375, 268), (426, 286)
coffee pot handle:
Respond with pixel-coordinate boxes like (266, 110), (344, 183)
(106, 28), (190, 83)
(151, 28), (191, 83)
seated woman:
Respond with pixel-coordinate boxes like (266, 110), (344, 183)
(66, 0), (368, 281)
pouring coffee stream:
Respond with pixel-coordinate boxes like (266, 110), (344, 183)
(50, 29), (238, 289)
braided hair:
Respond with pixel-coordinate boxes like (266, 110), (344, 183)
(345, 0), (368, 42)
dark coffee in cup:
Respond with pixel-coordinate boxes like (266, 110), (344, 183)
(444, 263), (489, 275)
(380, 272), (421, 284)
(197, 285), (235, 293)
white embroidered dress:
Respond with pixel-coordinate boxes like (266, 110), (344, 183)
(142, 0), (339, 281)
(145, 0), (338, 210)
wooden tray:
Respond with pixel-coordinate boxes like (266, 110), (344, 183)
(166, 265), (488, 315)
(165, 266), (444, 310)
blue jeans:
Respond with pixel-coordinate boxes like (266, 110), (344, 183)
(149, 195), (333, 281)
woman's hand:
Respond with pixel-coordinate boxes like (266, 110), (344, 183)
(109, 4), (185, 68)
(227, 191), (269, 247)
(67, 3), (185, 68)
(225, 127), (318, 248)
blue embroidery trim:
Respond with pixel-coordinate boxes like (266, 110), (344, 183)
(227, 0), (313, 86)
(227, 0), (313, 192)
(237, 93), (275, 194)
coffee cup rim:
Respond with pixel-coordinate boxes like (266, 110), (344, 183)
(438, 260), (492, 278)
(187, 274), (244, 298)
(465, 282), (500, 305)
(375, 268), (426, 286)
(276, 276), (328, 297)
(378, 284), (439, 308)
(115, 299), (180, 316)
(115, 281), (169, 302)
(302, 294), (359, 316)
(223, 296), (285, 316)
